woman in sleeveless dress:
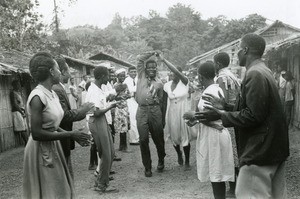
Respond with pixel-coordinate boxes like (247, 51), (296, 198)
(184, 61), (234, 199)
(158, 54), (197, 170)
(23, 52), (91, 199)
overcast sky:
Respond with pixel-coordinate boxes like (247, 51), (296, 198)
(37, 0), (300, 29)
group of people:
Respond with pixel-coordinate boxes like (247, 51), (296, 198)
(273, 65), (295, 127)
(21, 33), (289, 199)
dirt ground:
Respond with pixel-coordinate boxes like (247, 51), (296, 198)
(1, 122), (300, 199)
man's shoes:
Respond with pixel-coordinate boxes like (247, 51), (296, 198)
(94, 186), (119, 193)
(113, 156), (122, 161)
(129, 142), (139, 145)
(94, 170), (99, 177)
(110, 170), (116, 175)
(184, 163), (191, 171)
(144, 169), (152, 177)
(94, 171), (115, 180)
(109, 176), (114, 181)
(88, 164), (97, 170)
(157, 160), (164, 172)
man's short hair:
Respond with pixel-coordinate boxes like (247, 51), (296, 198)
(94, 66), (108, 80)
(145, 60), (157, 67)
(198, 61), (216, 79)
(55, 56), (69, 72)
(128, 66), (137, 71)
(242, 33), (266, 57)
(214, 52), (230, 67)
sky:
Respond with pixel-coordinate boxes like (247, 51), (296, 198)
(36, 0), (300, 29)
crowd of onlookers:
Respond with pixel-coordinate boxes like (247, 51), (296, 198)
(13, 33), (291, 199)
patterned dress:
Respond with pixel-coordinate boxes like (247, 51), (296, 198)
(216, 68), (240, 167)
(113, 83), (130, 134)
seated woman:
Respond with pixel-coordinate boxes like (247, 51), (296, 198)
(23, 52), (91, 199)
(184, 61), (234, 199)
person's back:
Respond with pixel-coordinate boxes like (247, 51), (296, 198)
(200, 34), (289, 198)
(236, 60), (289, 166)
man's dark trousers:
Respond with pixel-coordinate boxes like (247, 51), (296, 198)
(136, 105), (166, 170)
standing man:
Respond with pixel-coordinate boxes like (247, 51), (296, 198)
(124, 66), (139, 145)
(136, 51), (166, 177)
(199, 33), (289, 198)
(10, 79), (28, 145)
(52, 57), (94, 177)
(79, 75), (89, 104)
(86, 66), (119, 193)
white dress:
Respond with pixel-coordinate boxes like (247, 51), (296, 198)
(196, 84), (234, 182)
(124, 76), (139, 143)
(164, 80), (196, 146)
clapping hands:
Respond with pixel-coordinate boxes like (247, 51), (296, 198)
(71, 128), (92, 147)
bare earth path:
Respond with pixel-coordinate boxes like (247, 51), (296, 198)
(1, 123), (300, 199)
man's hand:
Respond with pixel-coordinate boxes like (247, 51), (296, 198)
(106, 93), (116, 102)
(195, 108), (224, 123)
(138, 51), (156, 62)
(186, 119), (198, 127)
(71, 129), (92, 147)
(155, 51), (164, 62)
(183, 111), (196, 120)
(108, 101), (120, 109)
(202, 91), (226, 110)
(80, 102), (95, 114)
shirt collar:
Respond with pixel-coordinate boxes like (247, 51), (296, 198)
(246, 58), (263, 71)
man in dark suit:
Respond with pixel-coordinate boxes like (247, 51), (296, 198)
(52, 57), (94, 178)
(198, 34), (289, 198)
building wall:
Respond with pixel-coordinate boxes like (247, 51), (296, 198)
(0, 76), (25, 152)
(261, 26), (300, 45)
(285, 44), (300, 127)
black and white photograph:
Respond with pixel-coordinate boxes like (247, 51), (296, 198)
(0, 0), (299, 198)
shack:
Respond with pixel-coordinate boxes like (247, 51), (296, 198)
(187, 20), (300, 80)
(62, 54), (97, 85)
(266, 34), (300, 128)
(0, 49), (32, 152)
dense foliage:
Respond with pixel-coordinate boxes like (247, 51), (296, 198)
(0, 2), (267, 68)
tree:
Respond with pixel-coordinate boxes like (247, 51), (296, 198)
(0, 0), (45, 51)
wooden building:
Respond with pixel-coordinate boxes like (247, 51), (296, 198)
(62, 54), (97, 86)
(0, 49), (32, 152)
(266, 34), (300, 128)
(187, 20), (300, 80)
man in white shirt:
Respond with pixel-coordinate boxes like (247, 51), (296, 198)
(78, 75), (89, 104)
(85, 66), (119, 193)
(124, 66), (140, 145)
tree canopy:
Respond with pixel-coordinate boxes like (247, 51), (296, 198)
(0, 1), (267, 69)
